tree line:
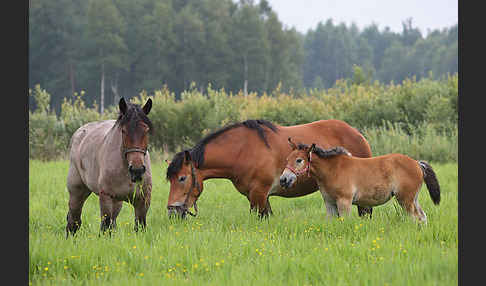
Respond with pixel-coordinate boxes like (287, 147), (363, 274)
(29, 0), (458, 113)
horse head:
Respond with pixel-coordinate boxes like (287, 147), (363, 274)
(166, 150), (203, 218)
(280, 137), (315, 189)
(117, 97), (153, 183)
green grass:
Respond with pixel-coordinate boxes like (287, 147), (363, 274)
(29, 160), (457, 285)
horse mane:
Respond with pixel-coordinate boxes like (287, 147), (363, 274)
(312, 146), (351, 158)
(166, 150), (188, 180)
(115, 101), (153, 136)
(297, 143), (351, 158)
(166, 119), (279, 179)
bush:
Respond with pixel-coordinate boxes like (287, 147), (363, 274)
(29, 85), (66, 160)
(29, 74), (458, 162)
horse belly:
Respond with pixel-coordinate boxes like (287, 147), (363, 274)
(354, 186), (393, 207)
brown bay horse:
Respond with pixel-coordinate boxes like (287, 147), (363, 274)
(280, 139), (441, 223)
(166, 119), (373, 218)
(65, 98), (153, 236)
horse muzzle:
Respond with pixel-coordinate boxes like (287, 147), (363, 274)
(168, 207), (186, 219)
(129, 165), (146, 182)
(167, 201), (198, 219)
(280, 170), (297, 189)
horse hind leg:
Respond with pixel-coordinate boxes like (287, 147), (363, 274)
(413, 196), (427, 224)
(66, 167), (91, 238)
(395, 189), (426, 224)
(66, 189), (91, 238)
(357, 206), (373, 218)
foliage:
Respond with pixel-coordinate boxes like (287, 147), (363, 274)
(29, 87), (116, 160)
(29, 85), (66, 160)
(29, 0), (457, 113)
(29, 74), (458, 163)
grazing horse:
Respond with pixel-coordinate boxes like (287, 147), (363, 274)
(279, 139), (441, 223)
(166, 119), (373, 218)
(65, 97), (153, 236)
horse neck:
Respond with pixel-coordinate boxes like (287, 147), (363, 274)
(103, 124), (126, 165)
(197, 129), (253, 180)
(310, 155), (343, 182)
(196, 145), (237, 180)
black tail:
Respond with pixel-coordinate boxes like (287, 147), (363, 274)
(418, 161), (441, 205)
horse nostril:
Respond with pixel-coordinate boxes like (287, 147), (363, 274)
(129, 166), (145, 175)
(280, 176), (287, 186)
(167, 205), (187, 219)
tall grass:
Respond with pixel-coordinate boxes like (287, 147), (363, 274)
(363, 121), (458, 162)
(29, 161), (457, 285)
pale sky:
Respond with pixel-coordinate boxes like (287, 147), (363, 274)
(266, 0), (458, 35)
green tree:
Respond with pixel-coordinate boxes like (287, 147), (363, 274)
(86, 0), (128, 113)
(29, 0), (88, 112)
(129, 0), (176, 95)
(197, 0), (234, 90)
(229, 1), (269, 95)
(172, 5), (206, 95)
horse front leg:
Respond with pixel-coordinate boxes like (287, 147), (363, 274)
(99, 190), (116, 235)
(336, 197), (353, 217)
(111, 201), (123, 230)
(248, 185), (272, 219)
(133, 184), (151, 232)
(320, 189), (339, 219)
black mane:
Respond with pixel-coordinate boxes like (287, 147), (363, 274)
(297, 144), (351, 158)
(166, 119), (278, 179)
(115, 102), (153, 137)
(313, 146), (351, 158)
(166, 150), (188, 180)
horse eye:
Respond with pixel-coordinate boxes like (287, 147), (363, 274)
(296, 158), (303, 164)
(178, 176), (186, 182)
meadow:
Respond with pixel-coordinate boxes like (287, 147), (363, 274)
(29, 159), (457, 285)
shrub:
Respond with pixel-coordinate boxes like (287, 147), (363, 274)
(28, 73), (458, 162)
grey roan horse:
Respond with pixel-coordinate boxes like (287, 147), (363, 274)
(65, 97), (153, 237)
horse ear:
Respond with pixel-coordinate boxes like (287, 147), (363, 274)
(119, 97), (127, 115)
(183, 150), (192, 165)
(310, 143), (316, 153)
(288, 137), (297, 150)
(142, 98), (152, 115)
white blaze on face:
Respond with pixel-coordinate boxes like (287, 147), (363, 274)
(279, 168), (297, 189)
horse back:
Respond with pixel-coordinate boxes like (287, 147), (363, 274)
(282, 119), (372, 158)
(351, 153), (423, 190)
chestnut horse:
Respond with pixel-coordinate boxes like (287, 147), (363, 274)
(280, 139), (440, 223)
(166, 119), (373, 218)
(65, 98), (153, 237)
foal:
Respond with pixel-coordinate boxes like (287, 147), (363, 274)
(279, 138), (440, 223)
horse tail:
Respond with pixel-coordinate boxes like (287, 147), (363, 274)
(418, 161), (441, 205)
